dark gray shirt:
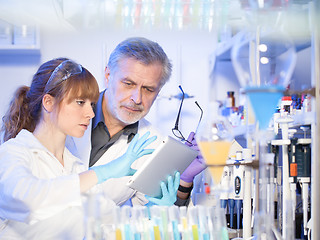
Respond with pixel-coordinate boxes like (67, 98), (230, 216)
(89, 91), (138, 167)
(89, 91), (191, 206)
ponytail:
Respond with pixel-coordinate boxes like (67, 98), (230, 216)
(1, 58), (66, 143)
(1, 86), (34, 142)
(0, 57), (99, 143)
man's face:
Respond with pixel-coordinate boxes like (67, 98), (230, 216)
(104, 58), (163, 126)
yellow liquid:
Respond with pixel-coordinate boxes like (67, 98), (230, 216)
(198, 141), (232, 185)
(192, 225), (199, 240)
(154, 226), (161, 240)
(115, 228), (122, 240)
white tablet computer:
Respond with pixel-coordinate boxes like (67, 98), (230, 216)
(126, 136), (198, 198)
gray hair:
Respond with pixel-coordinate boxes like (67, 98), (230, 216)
(107, 37), (172, 87)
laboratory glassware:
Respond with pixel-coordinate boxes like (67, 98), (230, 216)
(231, 25), (297, 239)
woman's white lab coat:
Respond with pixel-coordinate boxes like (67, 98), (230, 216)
(67, 118), (164, 207)
(0, 130), (86, 239)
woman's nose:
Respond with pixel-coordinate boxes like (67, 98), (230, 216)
(86, 104), (95, 119)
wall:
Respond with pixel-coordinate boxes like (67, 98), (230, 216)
(0, 25), (217, 137)
(0, 3), (312, 139)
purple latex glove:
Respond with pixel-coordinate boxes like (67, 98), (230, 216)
(180, 132), (207, 183)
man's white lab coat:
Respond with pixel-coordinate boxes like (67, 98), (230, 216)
(0, 130), (86, 239)
(66, 118), (164, 206)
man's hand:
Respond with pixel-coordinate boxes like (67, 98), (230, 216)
(180, 132), (207, 183)
(145, 172), (180, 206)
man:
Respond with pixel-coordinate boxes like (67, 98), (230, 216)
(67, 37), (205, 206)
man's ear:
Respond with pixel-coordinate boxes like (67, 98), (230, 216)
(104, 66), (110, 89)
(42, 94), (55, 113)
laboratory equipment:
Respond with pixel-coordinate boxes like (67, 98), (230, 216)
(84, 192), (104, 240)
(272, 116), (295, 239)
(288, 125), (312, 238)
(242, 148), (253, 239)
(231, 15), (297, 237)
(210, 206), (229, 240)
(168, 206), (181, 240)
(233, 151), (244, 233)
(195, 101), (234, 237)
(196, 102), (234, 187)
(220, 161), (230, 212)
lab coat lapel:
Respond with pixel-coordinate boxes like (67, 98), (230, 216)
(95, 134), (129, 166)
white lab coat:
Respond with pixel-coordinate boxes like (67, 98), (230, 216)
(66, 118), (165, 206)
(0, 130), (86, 239)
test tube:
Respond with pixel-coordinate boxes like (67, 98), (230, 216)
(160, 207), (170, 240)
(168, 206), (181, 240)
(121, 205), (133, 240)
(188, 207), (199, 240)
(180, 206), (190, 240)
(131, 206), (148, 240)
(84, 192), (103, 240)
(210, 206), (229, 240)
(112, 206), (122, 240)
(149, 206), (164, 240)
(198, 205), (210, 240)
(141, 207), (152, 240)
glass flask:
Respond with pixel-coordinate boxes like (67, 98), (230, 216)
(195, 102), (234, 190)
(231, 27), (297, 240)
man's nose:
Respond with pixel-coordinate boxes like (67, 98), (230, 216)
(131, 88), (142, 105)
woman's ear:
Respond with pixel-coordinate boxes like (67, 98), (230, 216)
(42, 94), (55, 113)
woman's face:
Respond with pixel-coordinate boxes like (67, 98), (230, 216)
(56, 97), (95, 138)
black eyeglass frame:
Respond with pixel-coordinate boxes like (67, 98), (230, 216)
(172, 85), (203, 144)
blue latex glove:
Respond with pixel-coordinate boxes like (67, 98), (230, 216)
(91, 131), (157, 184)
(180, 132), (207, 183)
(145, 172), (180, 206)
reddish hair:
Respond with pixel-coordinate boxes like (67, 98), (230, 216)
(1, 58), (99, 142)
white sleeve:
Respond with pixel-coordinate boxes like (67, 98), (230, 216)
(0, 147), (82, 224)
(130, 191), (149, 206)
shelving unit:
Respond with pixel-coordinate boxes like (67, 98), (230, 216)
(0, 23), (40, 55)
(215, 30), (311, 62)
(0, 45), (40, 55)
(210, 17), (316, 238)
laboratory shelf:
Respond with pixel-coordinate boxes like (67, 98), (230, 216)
(0, 22), (40, 56)
(290, 111), (315, 127)
(0, 45), (40, 55)
(215, 31), (311, 62)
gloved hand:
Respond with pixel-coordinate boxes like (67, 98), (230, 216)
(180, 132), (207, 183)
(145, 171), (180, 206)
(91, 131), (157, 184)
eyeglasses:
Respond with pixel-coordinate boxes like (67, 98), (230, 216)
(172, 85), (203, 144)
(45, 60), (83, 93)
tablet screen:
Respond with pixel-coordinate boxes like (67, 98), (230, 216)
(126, 136), (198, 197)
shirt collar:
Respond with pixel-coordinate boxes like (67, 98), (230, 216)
(92, 89), (139, 142)
(92, 90), (105, 129)
(124, 121), (139, 143)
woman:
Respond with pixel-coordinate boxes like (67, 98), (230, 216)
(0, 58), (156, 239)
